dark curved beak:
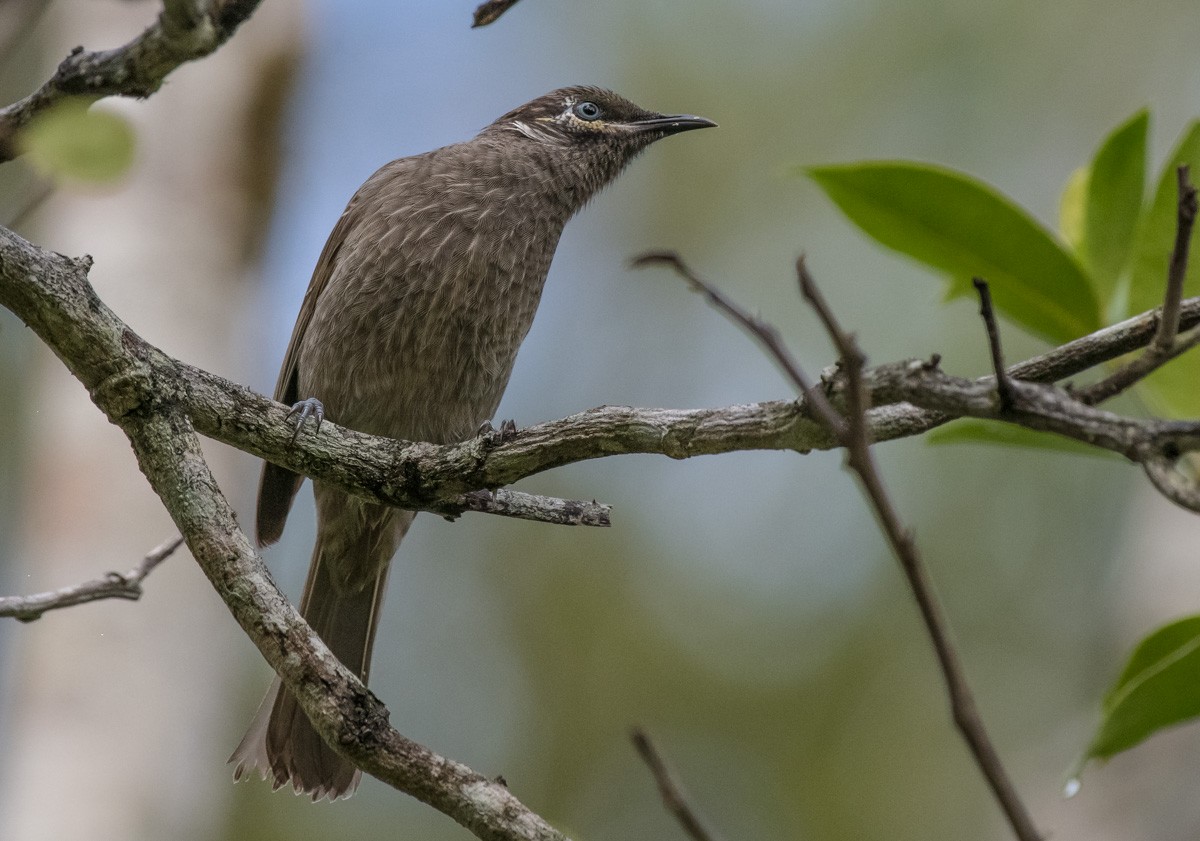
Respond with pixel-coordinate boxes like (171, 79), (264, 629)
(631, 114), (718, 135)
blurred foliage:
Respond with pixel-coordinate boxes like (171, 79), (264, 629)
(19, 97), (134, 184)
(928, 419), (1119, 457)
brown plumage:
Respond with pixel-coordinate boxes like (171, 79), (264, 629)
(229, 86), (715, 800)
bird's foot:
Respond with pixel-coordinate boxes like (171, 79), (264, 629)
(286, 397), (325, 444)
(476, 418), (518, 443)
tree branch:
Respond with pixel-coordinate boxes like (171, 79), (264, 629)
(0, 535), (183, 621)
(472, 0), (523, 27)
(799, 264), (1042, 841)
(118, 394), (568, 840)
(7, 225), (1200, 529)
(643, 250), (1042, 841)
(0, 0), (266, 160)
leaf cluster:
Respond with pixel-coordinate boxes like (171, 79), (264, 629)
(808, 113), (1200, 781)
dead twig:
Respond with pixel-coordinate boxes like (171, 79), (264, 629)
(973, 278), (1015, 412)
(644, 250), (1043, 841)
(631, 728), (724, 841)
(0, 534), (183, 621)
(632, 250), (846, 437)
(798, 260), (1042, 841)
(1075, 165), (1199, 405)
(472, 0), (523, 27)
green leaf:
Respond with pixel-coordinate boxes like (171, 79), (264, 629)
(928, 418), (1116, 458)
(807, 162), (1101, 344)
(1059, 165), (1089, 255)
(1133, 354), (1200, 417)
(1080, 110), (1148, 303)
(20, 99), (135, 184)
(1121, 121), (1200, 416)
(1086, 615), (1200, 762)
(1127, 120), (1200, 318)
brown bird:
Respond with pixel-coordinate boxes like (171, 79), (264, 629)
(230, 86), (715, 800)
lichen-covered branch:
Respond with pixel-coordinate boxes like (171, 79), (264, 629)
(6, 223), (1200, 524)
(0, 0), (266, 160)
(119, 394), (568, 841)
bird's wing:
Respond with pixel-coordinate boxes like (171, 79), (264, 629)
(255, 198), (360, 547)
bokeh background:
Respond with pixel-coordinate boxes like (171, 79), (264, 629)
(2, 1), (1200, 839)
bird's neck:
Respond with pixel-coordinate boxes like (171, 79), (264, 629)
(473, 132), (636, 218)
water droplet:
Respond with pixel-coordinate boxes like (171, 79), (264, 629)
(1063, 777), (1081, 798)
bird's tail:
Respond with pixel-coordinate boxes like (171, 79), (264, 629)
(230, 507), (411, 800)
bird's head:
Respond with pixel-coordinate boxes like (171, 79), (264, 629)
(481, 86), (715, 203)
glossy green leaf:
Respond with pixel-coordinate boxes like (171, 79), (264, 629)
(20, 99), (135, 184)
(928, 418), (1115, 458)
(807, 162), (1101, 344)
(1127, 120), (1200, 318)
(1087, 615), (1200, 762)
(1080, 110), (1148, 302)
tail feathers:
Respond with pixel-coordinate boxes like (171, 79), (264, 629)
(229, 536), (391, 801)
(256, 461), (303, 548)
(230, 677), (361, 800)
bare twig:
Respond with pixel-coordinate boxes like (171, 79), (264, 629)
(973, 278), (1015, 412)
(472, 0), (523, 27)
(798, 261), (1041, 841)
(633, 250), (847, 437)
(0, 534), (183, 621)
(0, 0), (266, 160)
(631, 729), (724, 841)
(651, 251), (1041, 841)
(1156, 165), (1197, 350)
(1075, 165), (1199, 405)
(445, 489), (611, 526)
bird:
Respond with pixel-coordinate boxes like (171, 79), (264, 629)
(229, 85), (715, 800)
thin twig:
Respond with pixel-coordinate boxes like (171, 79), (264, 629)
(444, 489), (611, 526)
(796, 262), (1042, 841)
(652, 250), (1041, 841)
(1075, 165), (1199, 405)
(973, 278), (1015, 412)
(1155, 165), (1197, 351)
(0, 534), (183, 621)
(472, 0), (523, 27)
(633, 250), (847, 437)
(631, 729), (724, 841)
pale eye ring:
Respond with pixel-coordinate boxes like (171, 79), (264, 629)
(574, 101), (602, 121)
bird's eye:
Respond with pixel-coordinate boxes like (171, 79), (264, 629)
(573, 101), (602, 121)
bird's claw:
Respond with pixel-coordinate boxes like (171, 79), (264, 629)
(476, 418), (518, 443)
(287, 397), (325, 444)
